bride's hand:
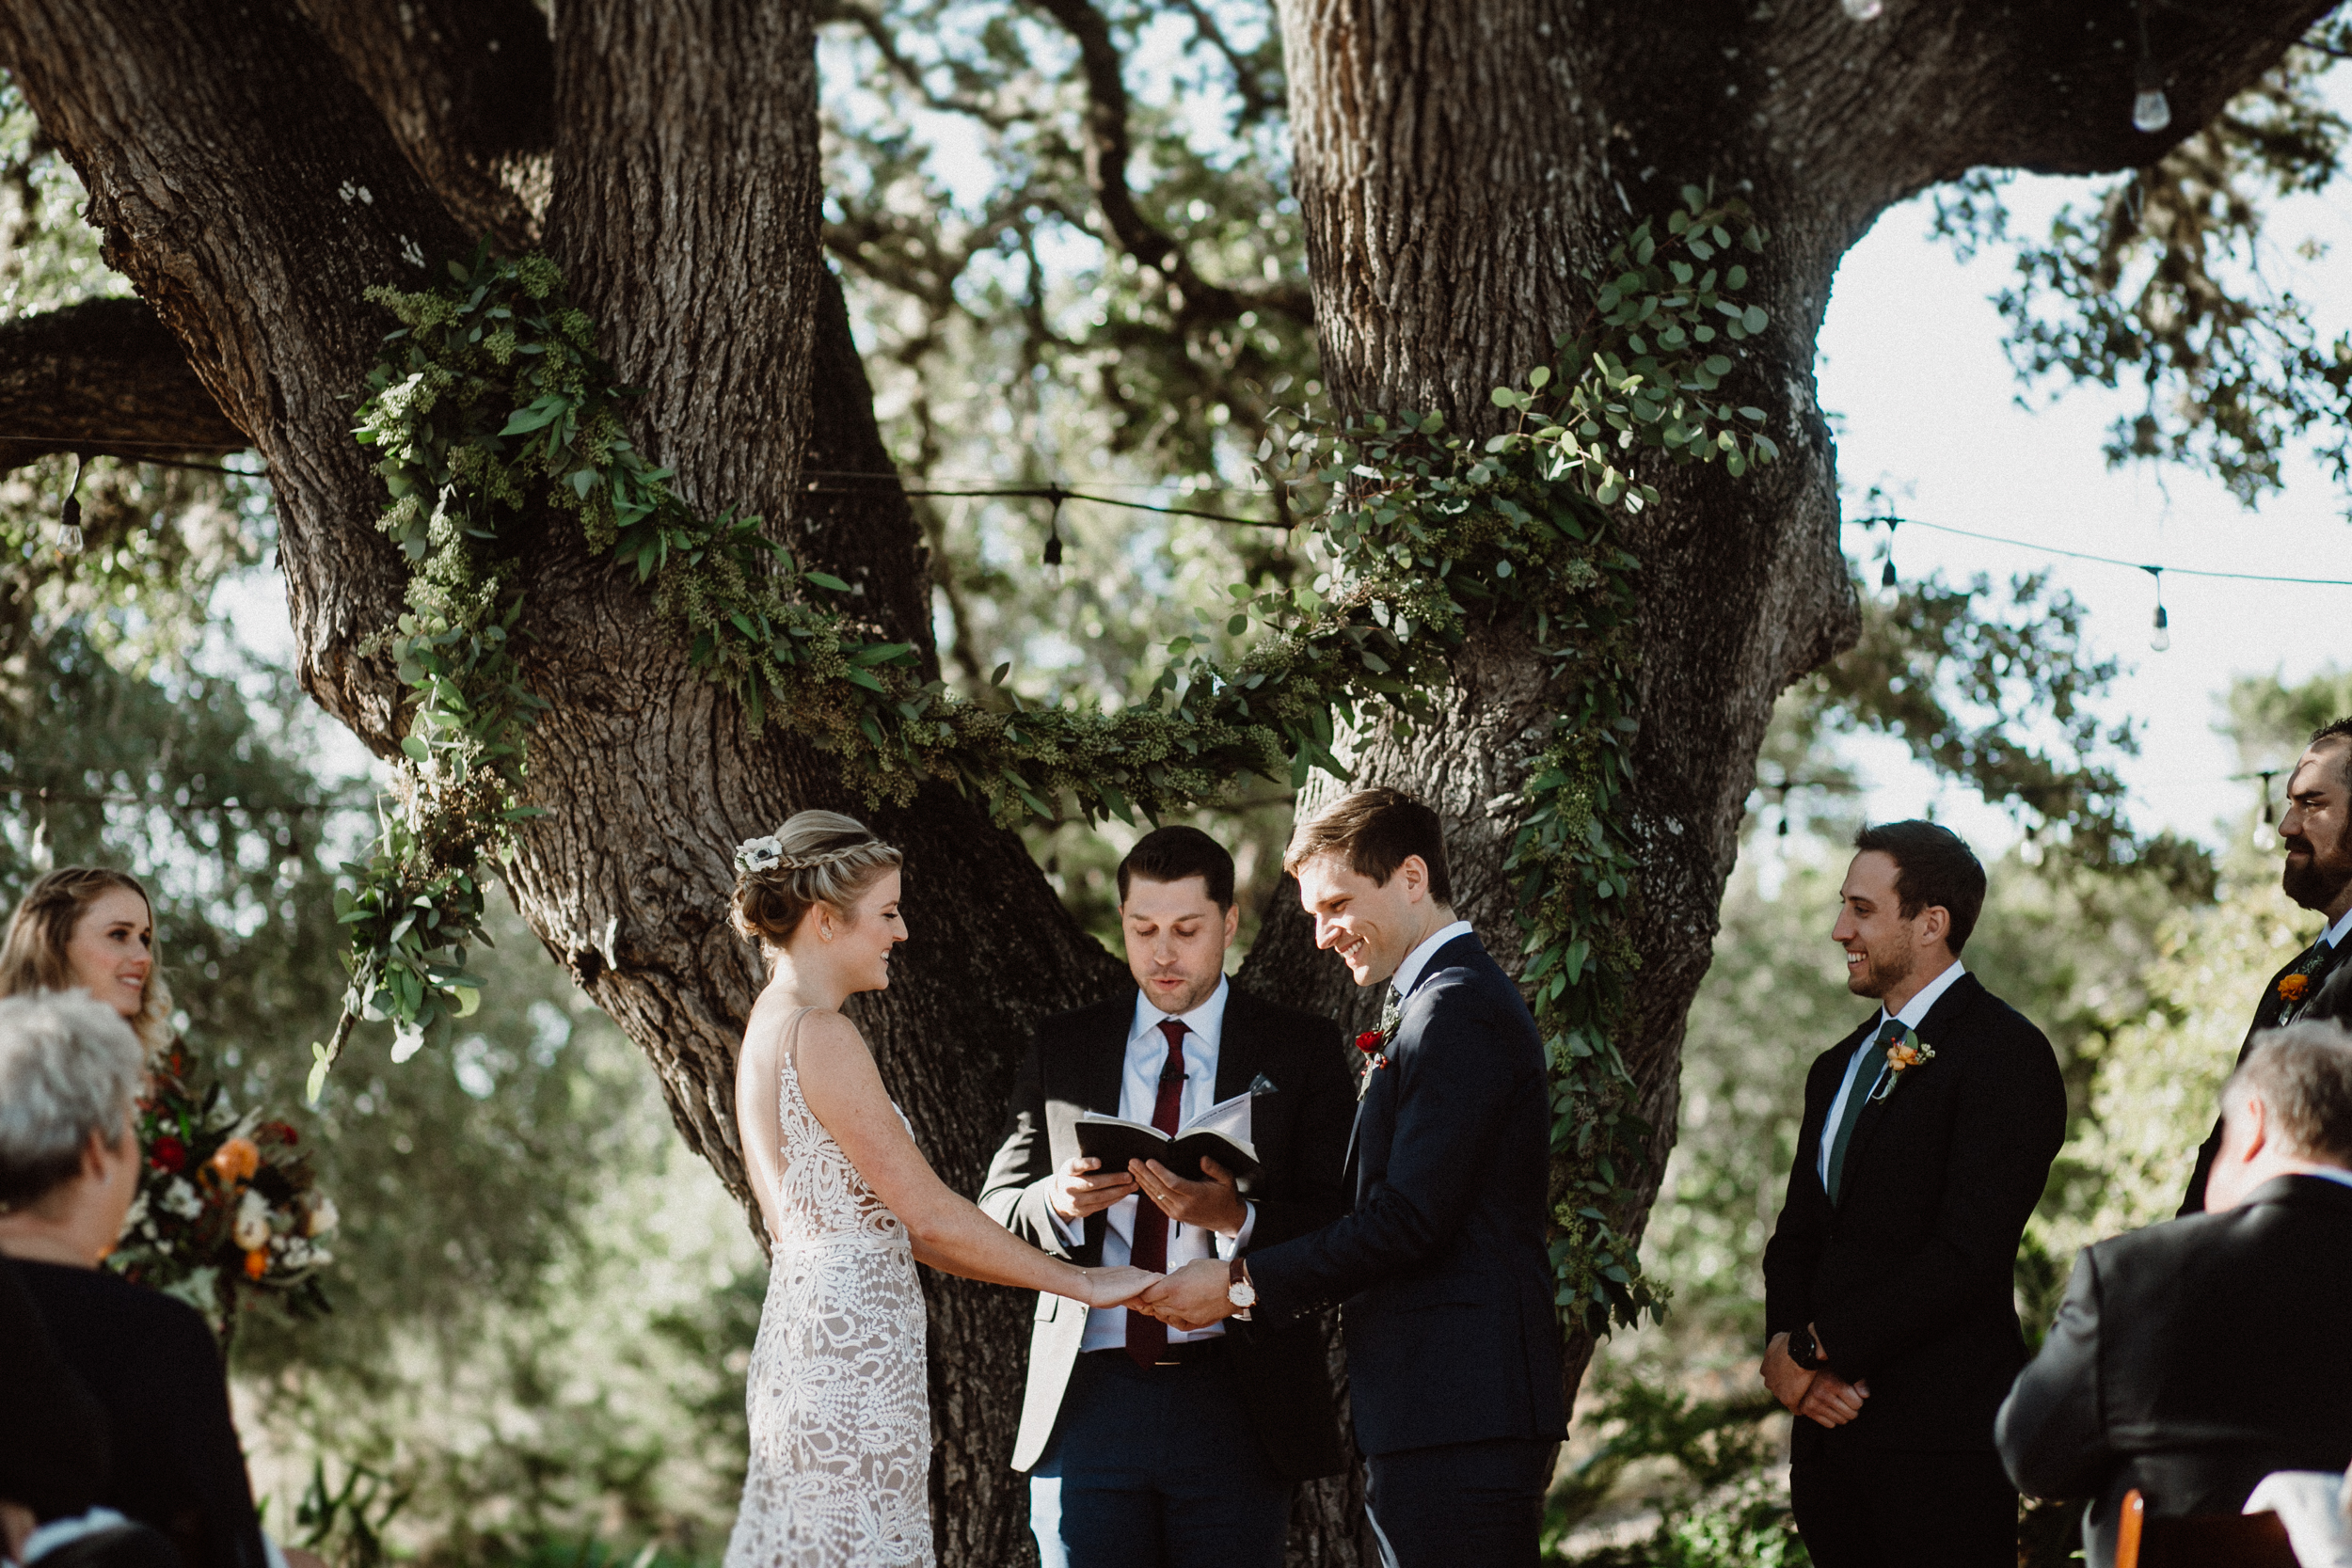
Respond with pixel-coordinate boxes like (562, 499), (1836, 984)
(1080, 1265), (1161, 1307)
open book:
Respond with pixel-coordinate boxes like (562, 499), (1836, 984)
(1075, 1089), (1260, 1182)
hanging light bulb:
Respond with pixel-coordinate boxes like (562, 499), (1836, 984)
(1878, 517), (1899, 598)
(1841, 0), (1885, 19)
(57, 452), (87, 555)
(2132, 6), (2170, 134)
(1880, 558), (1897, 590)
(1041, 489), (1066, 576)
(2142, 565), (2171, 651)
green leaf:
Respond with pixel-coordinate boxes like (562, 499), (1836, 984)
(805, 571), (853, 593)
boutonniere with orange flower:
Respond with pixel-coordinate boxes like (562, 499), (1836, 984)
(1867, 1028), (1937, 1102)
(2279, 973), (2312, 1008)
(1353, 1029), (1390, 1101)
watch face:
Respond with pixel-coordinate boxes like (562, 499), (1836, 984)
(1229, 1281), (1257, 1307)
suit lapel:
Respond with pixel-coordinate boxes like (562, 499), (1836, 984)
(1839, 973), (1981, 1199)
(1081, 993), (1136, 1255)
(1215, 988), (1269, 1102)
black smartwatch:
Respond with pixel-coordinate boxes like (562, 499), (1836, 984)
(1787, 1326), (1821, 1370)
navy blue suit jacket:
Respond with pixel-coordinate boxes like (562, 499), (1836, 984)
(1244, 930), (1568, 1457)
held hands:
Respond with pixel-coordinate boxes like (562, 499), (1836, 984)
(1128, 1155), (1248, 1236)
(1078, 1265), (1162, 1307)
(1046, 1153), (1136, 1223)
(1130, 1257), (1237, 1331)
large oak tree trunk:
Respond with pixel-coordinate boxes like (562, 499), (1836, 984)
(0, 2), (2328, 1563)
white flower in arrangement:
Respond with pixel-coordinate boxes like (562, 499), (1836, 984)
(735, 835), (785, 876)
(278, 1236), (312, 1270)
(306, 1196), (339, 1238)
(163, 1178), (203, 1220)
(233, 1189), (273, 1251)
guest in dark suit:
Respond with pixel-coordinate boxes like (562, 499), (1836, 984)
(978, 826), (1354, 1568)
(1760, 820), (2068, 1568)
(2000, 1022), (2352, 1568)
(0, 992), (266, 1568)
(2183, 719), (2352, 1212)
(1138, 788), (1567, 1568)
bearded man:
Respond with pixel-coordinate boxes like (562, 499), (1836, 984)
(1759, 820), (2067, 1568)
(2181, 717), (2352, 1213)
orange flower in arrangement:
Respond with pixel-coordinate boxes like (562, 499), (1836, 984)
(244, 1247), (270, 1280)
(209, 1136), (261, 1185)
(2279, 974), (2312, 1006)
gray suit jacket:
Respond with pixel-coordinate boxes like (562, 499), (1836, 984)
(977, 984), (1354, 1479)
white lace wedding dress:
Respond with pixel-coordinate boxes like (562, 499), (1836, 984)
(725, 1008), (933, 1567)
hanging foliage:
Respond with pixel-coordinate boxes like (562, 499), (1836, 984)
(322, 185), (1777, 1334)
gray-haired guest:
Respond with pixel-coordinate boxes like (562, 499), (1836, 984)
(0, 991), (265, 1568)
(1998, 1022), (2352, 1568)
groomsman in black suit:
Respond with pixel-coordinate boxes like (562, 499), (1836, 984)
(978, 826), (1354, 1568)
(1137, 788), (1567, 1567)
(2181, 717), (2352, 1212)
(1999, 1022), (2352, 1567)
(1761, 820), (2067, 1568)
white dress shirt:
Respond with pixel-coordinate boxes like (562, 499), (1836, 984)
(1057, 976), (1258, 1352)
(2324, 908), (2352, 952)
(1817, 959), (1967, 1191)
(1391, 919), (1475, 1002)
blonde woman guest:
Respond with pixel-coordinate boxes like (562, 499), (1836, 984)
(0, 869), (172, 1054)
(723, 812), (1157, 1568)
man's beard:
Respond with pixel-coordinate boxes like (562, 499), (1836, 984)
(2280, 832), (2352, 913)
(1846, 930), (1915, 1000)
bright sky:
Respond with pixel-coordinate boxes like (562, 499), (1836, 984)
(1816, 173), (2352, 856)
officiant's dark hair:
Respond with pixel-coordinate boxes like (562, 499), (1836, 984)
(1852, 819), (1986, 955)
(1118, 826), (1234, 910)
(1284, 788), (1454, 908)
(2310, 718), (2352, 785)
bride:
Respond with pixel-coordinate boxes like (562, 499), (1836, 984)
(723, 811), (1157, 1568)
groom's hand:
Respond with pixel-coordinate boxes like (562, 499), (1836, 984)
(1048, 1155), (1136, 1223)
(1134, 1258), (1235, 1330)
(1760, 1332), (1817, 1414)
(1130, 1155), (1248, 1236)
(1796, 1372), (1870, 1429)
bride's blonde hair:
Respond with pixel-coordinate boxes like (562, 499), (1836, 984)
(730, 811), (902, 948)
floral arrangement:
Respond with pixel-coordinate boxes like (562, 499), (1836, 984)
(110, 1042), (337, 1340)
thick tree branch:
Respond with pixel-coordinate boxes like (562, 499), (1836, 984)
(1029, 0), (1312, 326)
(0, 296), (245, 472)
(0, 0), (473, 747)
(294, 0), (555, 252)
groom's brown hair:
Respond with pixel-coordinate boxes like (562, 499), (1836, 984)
(1284, 788), (1454, 907)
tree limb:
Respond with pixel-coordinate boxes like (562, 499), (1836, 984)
(0, 296), (246, 472)
(294, 0), (555, 252)
(1028, 0), (1312, 326)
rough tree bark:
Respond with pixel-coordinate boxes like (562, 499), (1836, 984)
(0, 3), (2329, 1566)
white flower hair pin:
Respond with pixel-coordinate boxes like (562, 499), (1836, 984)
(735, 835), (785, 876)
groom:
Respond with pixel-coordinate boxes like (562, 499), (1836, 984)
(1137, 788), (1565, 1566)
(1760, 820), (2066, 1568)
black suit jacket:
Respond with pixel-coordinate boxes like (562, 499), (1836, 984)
(977, 982), (1355, 1481)
(1243, 931), (1568, 1459)
(2179, 934), (2352, 1213)
(0, 1256), (111, 1520)
(1762, 971), (2066, 1454)
(1998, 1175), (2352, 1551)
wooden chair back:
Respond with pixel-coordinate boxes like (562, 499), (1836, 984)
(2113, 1489), (2303, 1568)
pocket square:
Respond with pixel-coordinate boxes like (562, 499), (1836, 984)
(1247, 1072), (1279, 1096)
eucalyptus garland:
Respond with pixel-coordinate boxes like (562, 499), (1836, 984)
(319, 187), (1775, 1336)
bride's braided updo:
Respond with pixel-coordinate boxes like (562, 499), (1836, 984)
(730, 811), (903, 948)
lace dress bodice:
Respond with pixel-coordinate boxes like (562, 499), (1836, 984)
(725, 1008), (933, 1568)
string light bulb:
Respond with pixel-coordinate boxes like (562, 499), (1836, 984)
(57, 452), (86, 555)
(1041, 489), (1066, 574)
(2143, 565), (2169, 651)
(2132, 5), (2170, 134)
(1841, 0), (1885, 18)
(1878, 516), (1899, 596)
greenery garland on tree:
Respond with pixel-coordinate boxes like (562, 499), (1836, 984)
(317, 185), (1777, 1335)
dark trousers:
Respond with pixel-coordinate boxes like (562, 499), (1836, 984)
(1790, 1444), (2015, 1568)
(1363, 1436), (1552, 1568)
(1029, 1348), (1291, 1568)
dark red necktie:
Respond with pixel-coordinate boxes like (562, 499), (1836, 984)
(1124, 1019), (1188, 1367)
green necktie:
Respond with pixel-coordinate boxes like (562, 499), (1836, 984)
(1826, 1019), (1902, 1206)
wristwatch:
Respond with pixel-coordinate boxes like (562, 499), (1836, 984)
(1227, 1258), (1257, 1319)
(1787, 1325), (1820, 1370)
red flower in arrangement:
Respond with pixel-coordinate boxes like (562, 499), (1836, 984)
(150, 1135), (187, 1174)
(260, 1120), (299, 1147)
(1354, 1029), (1384, 1055)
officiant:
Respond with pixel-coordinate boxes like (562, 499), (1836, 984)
(978, 826), (1354, 1568)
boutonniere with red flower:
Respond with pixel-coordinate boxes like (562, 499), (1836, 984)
(1353, 1029), (1391, 1101)
(1867, 1029), (1936, 1103)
